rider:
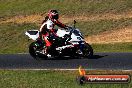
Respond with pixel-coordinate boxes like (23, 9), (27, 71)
(39, 10), (68, 56)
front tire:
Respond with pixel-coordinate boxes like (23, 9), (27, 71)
(83, 43), (93, 58)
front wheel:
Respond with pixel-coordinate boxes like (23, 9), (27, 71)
(83, 43), (93, 58)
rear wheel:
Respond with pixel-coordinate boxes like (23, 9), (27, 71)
(29, 42), (38, 58)
(83, 43), (93, 58)
(29, 42), (47, 60)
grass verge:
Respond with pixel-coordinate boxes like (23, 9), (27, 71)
(78, 18), (132, 36)
(0, 23), (38, 54)
(92, 42), (132, 52)
(0, 70), (132, 88)
(0, 0), (132, 18)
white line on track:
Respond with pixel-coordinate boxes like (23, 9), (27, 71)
(0, 69), (132, 71)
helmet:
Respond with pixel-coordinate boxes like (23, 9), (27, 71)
(48, 10), (59, 20)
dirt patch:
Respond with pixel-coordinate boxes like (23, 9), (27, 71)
(0, 14), (44, 25)
(85, 26), (132, 44)
(1, 11), (132, 24)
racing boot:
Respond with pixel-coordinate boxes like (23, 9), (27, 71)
(46, 46), (52, 57)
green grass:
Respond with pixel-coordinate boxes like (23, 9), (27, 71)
(78, 18), (132, 36)
(0, 70), (131, 88)
(0, 23), (38, 54)
(92, 42), (132, 52)
(0, 0), (132, 18)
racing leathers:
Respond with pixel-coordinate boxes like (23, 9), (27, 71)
(39, 18), (67, 47)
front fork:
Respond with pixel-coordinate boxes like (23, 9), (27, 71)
(79, 41), (84, 52)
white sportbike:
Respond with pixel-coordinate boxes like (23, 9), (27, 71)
(25, 21), (93, 60)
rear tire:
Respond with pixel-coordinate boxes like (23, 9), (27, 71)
(29, 42), (37, 59)
(29, 42), (47, 60)
(83, 43), (93, 58)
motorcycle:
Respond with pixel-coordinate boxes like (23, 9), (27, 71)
(25, 20), (93, 60)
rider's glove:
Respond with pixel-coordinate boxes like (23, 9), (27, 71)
(64, 26), (71, 31)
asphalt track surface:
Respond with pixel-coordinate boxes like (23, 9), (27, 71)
(0, 53), (132, 70)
